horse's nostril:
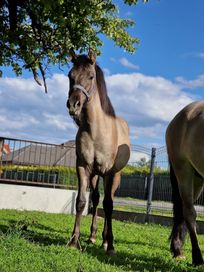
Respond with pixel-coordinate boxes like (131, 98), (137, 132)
(74, 100), (80, 109)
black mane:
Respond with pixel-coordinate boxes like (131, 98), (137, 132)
(95, 64), (116, 117)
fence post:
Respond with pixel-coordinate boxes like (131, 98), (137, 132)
(0, 137), (4, 177)
(146, 147), (156, 223)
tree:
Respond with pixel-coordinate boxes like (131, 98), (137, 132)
(136, 157), (150, 168)
(0, 0), (148, 92)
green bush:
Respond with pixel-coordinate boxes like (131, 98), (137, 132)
(2, 165), (76, 175)
(122, 164), (169, 176)
(1, 165), (77, 187)
(1, 164), (169, 189)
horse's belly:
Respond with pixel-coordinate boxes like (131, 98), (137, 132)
(76, 132), (129, 175)
(93, 149), (113, 174)
(94, 144), (130, 174)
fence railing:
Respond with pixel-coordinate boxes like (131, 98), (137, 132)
(116, 145), (204, 218)
(1, 136), (204, 219)
(0, 137), (77, 189)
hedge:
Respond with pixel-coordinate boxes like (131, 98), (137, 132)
(1, 165), (77, 187)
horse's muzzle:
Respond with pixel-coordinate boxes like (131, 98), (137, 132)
(67, 98), (81, 117)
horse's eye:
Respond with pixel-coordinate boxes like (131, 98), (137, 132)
(89, 76), (94, 80)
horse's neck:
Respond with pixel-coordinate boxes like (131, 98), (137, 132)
(81, 91), (113, 137)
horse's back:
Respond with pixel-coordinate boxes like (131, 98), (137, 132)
(166, 101), (204, 174)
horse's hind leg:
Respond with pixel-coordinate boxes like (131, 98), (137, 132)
(174, 162), (204, 265)
(88, 175), (100, 244)
(102, 171), (121, 255)
(183, 198), (204, 265)
(190, 172), (204, 266)
(169, 163), (187, 259)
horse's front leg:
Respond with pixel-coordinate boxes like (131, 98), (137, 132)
(68, 166), (89, 249)
(102, 171), (121, 255)
(88, 175), (100, 244)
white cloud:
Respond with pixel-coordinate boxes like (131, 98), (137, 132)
(0, 72), (196, 146)
(0, 74), (77, 143)
(102, 68), (111, 76)
(195, 52), (204, 59)
(134, 123), (164, 139)
(43, 113), (75, 131)
(107, 73), (193, 122)
(0, 112), (39, 130)
(124, 11), (133, 17)
(110, 57), (116, 62)
(182, 52), (204, 60)
(119, 58), (140, 70)
(175, 74), (204, 89)
(106, 73), (193, 143)
(129, 151), (150, 164)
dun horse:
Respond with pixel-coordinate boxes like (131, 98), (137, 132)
(166, 101), (204, 266)
(66, 49), (130, 255)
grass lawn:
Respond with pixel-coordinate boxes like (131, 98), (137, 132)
(0, 209), (204, 272)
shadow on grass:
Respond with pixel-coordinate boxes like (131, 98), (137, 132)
(0, 219), (68, 246)
(84, 243), (199, 272)
(115, 237), (169, 252)
(0, 220), (202, 272)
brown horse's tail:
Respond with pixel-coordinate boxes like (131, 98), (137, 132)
(169, 161), (186, 243)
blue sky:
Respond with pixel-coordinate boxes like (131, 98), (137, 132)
(0, 0), (204, 148)
(100, 0), (204, 79)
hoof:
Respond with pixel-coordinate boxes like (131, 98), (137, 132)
(107, 249), (116, 256)
(67, 241), (78, 249)
(175, 255), (186, 261)
(102, 242), (108, 251)
(67, 237), (81, 250)
(87, 237), (96, 244)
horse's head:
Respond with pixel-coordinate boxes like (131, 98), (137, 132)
(67, 49), (97, 119)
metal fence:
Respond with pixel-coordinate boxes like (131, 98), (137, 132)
(114, 146), (174, 218)
(1, 136), (204, 219)
(116, 145), (204, 218)
(0, 137), (77, 189)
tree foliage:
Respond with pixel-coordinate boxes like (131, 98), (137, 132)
(0, 0), (148, 91)
(136, 157), (150, 167)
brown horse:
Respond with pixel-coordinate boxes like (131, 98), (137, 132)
(66, 49), (130, 255)
(166, 101), (204, 266)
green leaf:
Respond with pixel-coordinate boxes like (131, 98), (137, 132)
(0, 0), (149, 90)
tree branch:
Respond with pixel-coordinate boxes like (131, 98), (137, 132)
(39, 63), (47, 93)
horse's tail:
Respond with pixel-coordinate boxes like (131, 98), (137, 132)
(169, 161), (186, 242)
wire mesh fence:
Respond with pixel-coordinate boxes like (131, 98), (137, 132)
(116, 145), (204, 218)
(1, 136), (204, 220)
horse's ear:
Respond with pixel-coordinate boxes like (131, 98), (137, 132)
(88, 48), (96, 64)
(69, 48), (78, 63)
